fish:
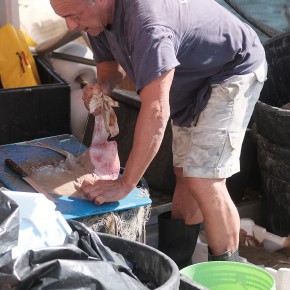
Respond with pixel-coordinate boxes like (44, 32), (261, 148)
(80, 87), (120, 181)
(26, 86), (121, 199)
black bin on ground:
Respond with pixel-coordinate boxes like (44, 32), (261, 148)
(253, 31), (290, 236)
(255, 133), (290, 236)
(99, 233), (180, 289)
(100, 233), (207, 290)
(0, 55), (71, 145)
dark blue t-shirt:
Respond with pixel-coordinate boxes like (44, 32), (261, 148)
(88, 0), (265, 126)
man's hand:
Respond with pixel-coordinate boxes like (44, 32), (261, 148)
(82, 60), (125, 112)
(82, 83), (103, 113)
(80, 176), (133, 205)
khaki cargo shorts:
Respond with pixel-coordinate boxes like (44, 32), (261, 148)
(172, 60), (267, 179)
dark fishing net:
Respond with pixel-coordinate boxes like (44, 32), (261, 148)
(218, 0), (290, 41)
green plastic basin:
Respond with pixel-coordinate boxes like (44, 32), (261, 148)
(180, 261), (275, 290)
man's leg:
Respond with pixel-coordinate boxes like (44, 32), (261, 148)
(171, 167), (203, 224)
(171, 167), (240, 259)
(158, 168), (201, 269)
(159, 61), (267, 264)
(184, 176), (240, 256)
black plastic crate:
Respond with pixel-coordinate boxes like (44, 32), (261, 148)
(0, 55), (71, 145)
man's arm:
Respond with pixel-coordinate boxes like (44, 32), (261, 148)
(81, 68), (174, 204)
(96, 60), (126, 94)
(121, 69), (174, 189)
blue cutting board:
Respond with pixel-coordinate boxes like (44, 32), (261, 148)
(0, 134), (151, 220)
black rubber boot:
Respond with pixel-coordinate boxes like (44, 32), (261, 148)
(158, 211), (201, 269)
(208, 248), (240, 262)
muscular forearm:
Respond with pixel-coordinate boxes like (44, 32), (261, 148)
(121, 70), (174, 189)
(121, 100), (170, 189)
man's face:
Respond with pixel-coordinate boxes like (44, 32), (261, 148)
(50, 0), (106, 36)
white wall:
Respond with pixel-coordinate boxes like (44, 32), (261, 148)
(0, 0), (19, 28)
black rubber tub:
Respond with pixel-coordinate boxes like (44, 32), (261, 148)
(253, 32), (290, 236)
(254, 31), (290, 147)
(255, 133), (290, 236)
(99, 233), (180, 289)
(99, 233), (206, 289)
(254, 101), (290, 147)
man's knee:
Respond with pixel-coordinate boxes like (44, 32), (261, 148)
(186, 177), (227, 196)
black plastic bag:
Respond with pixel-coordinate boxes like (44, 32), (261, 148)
(0, 191), (19, 267)
(0, 192), (149, 290)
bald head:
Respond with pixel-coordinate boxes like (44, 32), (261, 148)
(50, 0), (115, 36)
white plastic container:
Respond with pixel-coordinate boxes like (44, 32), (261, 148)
(266, 267), (290, 290)
(241, 218), (286, 252)
(2, 190), (72, 258)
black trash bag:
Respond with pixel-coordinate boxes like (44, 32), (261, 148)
(0, 191), (19, 267)
(0, 219), (149, 290)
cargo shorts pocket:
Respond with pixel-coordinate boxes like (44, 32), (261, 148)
(228, 131), (244, 150)
(188, 129), (227, 168)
